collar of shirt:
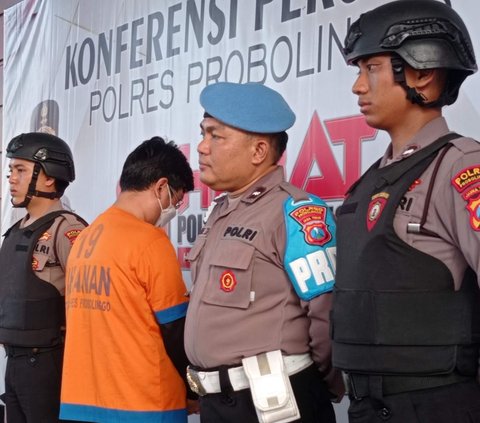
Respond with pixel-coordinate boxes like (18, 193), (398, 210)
(21, 201), (65, 228)
(380, 116), (450, 167)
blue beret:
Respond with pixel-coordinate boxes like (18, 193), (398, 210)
(200, 82), (296, 133)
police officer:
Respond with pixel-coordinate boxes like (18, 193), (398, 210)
(0, 132), (87, 422)
(184, 82), (343, 423)
(332, 1), (480, 422)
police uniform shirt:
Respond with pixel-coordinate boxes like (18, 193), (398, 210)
(184, 166), (342, 395)
(20, 202), (86, 295)
(378, 116), (480, 291)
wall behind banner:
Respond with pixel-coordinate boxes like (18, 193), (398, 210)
(2, 0), (480, 422)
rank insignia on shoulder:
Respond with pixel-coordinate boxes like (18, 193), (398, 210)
(246, 187), (266, 200)
(64, 229), (82, 245)
(220, 270), (237, 292)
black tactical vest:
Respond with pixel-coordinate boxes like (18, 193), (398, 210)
(332, 133), (480, 377)
(0, 210), (83, 347)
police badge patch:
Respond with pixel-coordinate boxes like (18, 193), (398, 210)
(220, 270), (237, 292)
(366, 192), (389, 231)
(289, 204), (332, 246)
(466, 194), (480, 231)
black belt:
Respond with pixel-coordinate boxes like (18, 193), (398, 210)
(345, 372), (473, 400)
(4, 343), (62, 358)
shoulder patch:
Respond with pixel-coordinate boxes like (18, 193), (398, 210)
(466, 195), (480, 231)
(64, 229), (82, 245)
(284, 194), (336, 301)
(452, 165), (480, 192)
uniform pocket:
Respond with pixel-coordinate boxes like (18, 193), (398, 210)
(203, 241), (255, 309)
(186, 236), (206, 284)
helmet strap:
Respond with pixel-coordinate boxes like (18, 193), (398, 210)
(390, 56), (447, 108)
(391, 56), (427, 105)
(12, 162), (60, 208)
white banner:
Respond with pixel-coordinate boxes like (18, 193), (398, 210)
(4, 0), (480, 263)
(3, 1), (480, 421)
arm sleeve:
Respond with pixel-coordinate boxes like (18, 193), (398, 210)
(303, 292), (345, 401)
(54, 216), (87, 270)
(160, 318), (198, 400)
(140, 234), (189, 323)
(139, 234), (196, 394)
(279, 200), (345, 400)
(433, 149), (480, 280)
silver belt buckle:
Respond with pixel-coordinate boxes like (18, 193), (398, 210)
(187, 366), (207, 396)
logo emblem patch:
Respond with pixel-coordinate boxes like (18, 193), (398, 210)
(467, 194), (480, 231)
(38, 231), (51, 241)
(452, 165), (480, 192)
(64, 229), (82, 245)
(289, 205), (332, 246)
(367, 192), (389, 231)
(32, 257), (39, 271)
(220, 270), (237, 292)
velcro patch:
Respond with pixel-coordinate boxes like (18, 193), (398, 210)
(452, 165), (480, 192)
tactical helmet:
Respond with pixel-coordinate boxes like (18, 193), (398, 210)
(344, 0), (477, 106)
(6, 132), (75, 182)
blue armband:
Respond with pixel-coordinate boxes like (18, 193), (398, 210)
(284, 194), (336, 301)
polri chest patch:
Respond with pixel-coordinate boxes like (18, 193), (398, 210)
(222, 226), (258, 242)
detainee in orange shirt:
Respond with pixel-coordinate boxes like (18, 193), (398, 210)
(60, 137), (198, 423)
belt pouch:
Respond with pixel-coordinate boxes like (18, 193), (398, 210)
(242, 350), (300, 423)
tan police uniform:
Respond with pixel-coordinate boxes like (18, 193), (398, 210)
(385, 117), (480, 290)
(185, 166), (343, 397)
(383, 116), (480, 380)
(26, 203), (86, 294)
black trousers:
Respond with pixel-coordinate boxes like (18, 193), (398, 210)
(348, 380), (480, 423)
(199, 364), (336, 423)
(4, 346), (74, 423)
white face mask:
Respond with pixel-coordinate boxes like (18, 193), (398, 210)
(155, 185), (177, 227)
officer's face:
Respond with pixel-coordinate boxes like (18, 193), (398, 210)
(352, 54), (411, 131)
(198, 117), (258, 194)
(8, 158), (49, 206)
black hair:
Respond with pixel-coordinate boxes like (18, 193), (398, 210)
(269, 132), (288, 163)
(119, 136), (194, 192)
(55, 180), (69, 196)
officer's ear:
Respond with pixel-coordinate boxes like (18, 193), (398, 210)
(44, 175), (56, 188)
(251, 136), (270, 165)
(405, 66), (443, 103)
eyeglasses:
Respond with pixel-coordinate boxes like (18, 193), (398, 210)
(168, 186), (184, 210)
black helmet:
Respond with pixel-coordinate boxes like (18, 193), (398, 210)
(344, 0), (477, 106)
(6, 132), (75, 182)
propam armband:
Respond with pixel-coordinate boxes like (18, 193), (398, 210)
(283, 194), (336, 301)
